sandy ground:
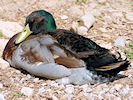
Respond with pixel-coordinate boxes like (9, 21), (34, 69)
(0, 0), (133, 99)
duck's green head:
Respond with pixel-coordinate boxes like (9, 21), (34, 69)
(15, 10), (56, 44)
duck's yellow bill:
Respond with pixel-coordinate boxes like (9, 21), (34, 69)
(15, 24), (32, 44)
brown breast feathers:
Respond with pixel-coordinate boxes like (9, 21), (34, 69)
(3, 33), (19, 61)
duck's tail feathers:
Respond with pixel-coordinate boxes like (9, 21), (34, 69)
(95, 60), (129, 74)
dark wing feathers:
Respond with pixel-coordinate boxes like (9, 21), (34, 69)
(44, 29), (129, 74)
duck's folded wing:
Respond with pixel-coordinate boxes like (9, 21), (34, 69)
(50, 44), (85, 68)
(39, 35), (86, 68)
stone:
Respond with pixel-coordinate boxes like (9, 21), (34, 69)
(77, 26), (88, 35)
(130, 62), (133, 67)
(70, 21), (79, 33)
(16, 70), (21, 74)
(114, 84), (122, 91)
(0, 39), (9, 53)
(0, 21), (22, 38)
(26, 74), (31, 79)
(126, 12), (133, 21)
(41, 83), (47, 86)
(65, 86), (74, 94)
(29, 84), (34, 88)
(119, 88), (128, 95)
(10, 77), (14, 82)
(114, 37), (125, 47)
(33, 78), (39, 83)
(38, 87), (45, 94)
(0, 83), (3, 88)
(0, 94), (5, 100)
(99, 28), (108, 32)
(20, 78), (25, 83)
(79, 13), (95, 29)
(52, 95), (58, 100)
(21, 87), (33, 97)
(60, 15), (68, 20)
(0, 58), (10, 69)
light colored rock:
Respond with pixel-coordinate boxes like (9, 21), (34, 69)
(52, 95), (58, 100)
(114, 37), (125, 47)
(20, 78), (25, 83)
(0, 39), (8, 52)
(0, 83), (3, 88)
(33, 78), (39, 83)
(0, 21), (22, 38)
(26, 74), (31, 79)
(65, 86), (74, 94)
(60, 15), (68, 20)
(116, 97), (121, 100)
(119, 88), (128, 95)
(130, 62), (133, 67)
(114, 84), (122, 91)
(29, 84), (34, 88)
(128, 74), (132, 78)
(98, 0), (106, 3)
(99, 28), (108, 32)
(15, 76), (20, 81)
(21, 87), (33, 97)
(77, 26), (88, 35)
(38, 87), (45, 94)
(41, 83), (47, 86)
(16, 70), (21, 74)
(50, 81), (59, 87)
(80, 13), (95, 29)
(0, 58), (9, 69)
(70, 21), (79, 33)
(80, 84), (92, 92)
(126, 12), (133, 21)
(10, 77), (14, 82)
(0, 94), (5, 100)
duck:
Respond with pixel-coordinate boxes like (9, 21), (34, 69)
(3, 10), (129, 85)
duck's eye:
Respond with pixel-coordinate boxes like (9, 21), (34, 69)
(24, 30), (26, 32)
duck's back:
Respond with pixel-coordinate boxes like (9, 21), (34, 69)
(45, 29), (125, 71)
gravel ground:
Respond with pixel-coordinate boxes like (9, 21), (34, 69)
(0, 0), (133, 99)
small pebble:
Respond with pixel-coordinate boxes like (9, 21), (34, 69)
(80, 13), (95, 29)
(52, 95), (58, 100)
(60, 15), (68, 20)
(21, 87), (33, 97)
(128, 74), (132, 78)
(16, 70), (21, 74)
(126, 12), (133, 21)
(99, 28), (108, 32)
(114, 84), (122, 91)
(29, 84), (34, 88)
(114, 37), (125, 47)
(65, 86), (74, 94)
(20, 78), (25, 83)
(15, 76), (20, 81)
(0, 94), (5, 100)
(0, 83), (3, 88)
(10, 78), (14, 82)
(26, 74), (31, 79)
(33, 78), (39, 83)
(77, 26), (88, 35)
(41, 83), (47, 86)
(38, 87), (45, 94)
(119, 88), (128, 95)
(130, 62), (133, 67)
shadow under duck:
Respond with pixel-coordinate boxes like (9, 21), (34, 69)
(3, 10), (129, 85)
